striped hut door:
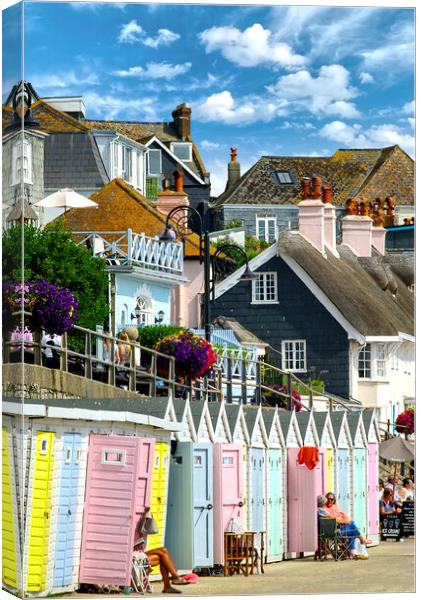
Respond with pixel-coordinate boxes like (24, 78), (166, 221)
(2, 427), (19, 590)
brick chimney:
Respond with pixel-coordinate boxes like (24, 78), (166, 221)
(321, 185), (337, 255)
(172, 103), (191, 140)
(298, 175), (325, 253)
(341, 199), (372, 257)
(156, 167), (189, 216)
(371, 199), (386, 255)
(225, 147), (241, 192)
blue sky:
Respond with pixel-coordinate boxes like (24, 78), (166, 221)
(2, 1), (415, 195)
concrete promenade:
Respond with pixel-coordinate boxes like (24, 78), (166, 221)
(148, 538), (415, 597)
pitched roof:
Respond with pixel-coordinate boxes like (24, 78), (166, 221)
(63, 178), (208, 258)
(277, 231), (414, 338)
(330, 411), (347, 441)
(224, 404), (241, 433)
(242, 405), (259, 437)
(189, 400), (207, 431)
(135, 397), (172, 420)
(3, 99), (89, 134)
(261, 406), (277, 435)
(172, 398), (188, 420)
(362, 409), (375, 435)
(44, 131), (109, 190)
(346, 411), (362, 442)
(295, 412), (311, 440)
(313, 412), (328, 440)
(213, 146), (414, 207)
(207, 401), (223, 429)
(278, 410), (293, 440)
(212, 316), (268, 346)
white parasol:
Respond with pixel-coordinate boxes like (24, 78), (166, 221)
(34, 188), (98, 210)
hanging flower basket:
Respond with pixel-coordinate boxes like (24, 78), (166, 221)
(2, 279), (78, 335)
(262, 383), (302, 411)
(155, 331), (217, 380)
(395, 408), (414, 435)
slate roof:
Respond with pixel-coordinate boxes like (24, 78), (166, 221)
(213, 146), (414, 207)
(261, 406), (277, 436)
(172, 398), (188, 420)
(362, 409), (375, 436)
(190, 400), (207, 431)
(330, 411), (347, 442)
(135, 397), (172, 420)
(207, 401), (223, 429)
(242, 405), (259, 438)
(44, 132), (109, 190)
(212, 316), (268, 346)
(63, 178), (213, 259)
(277, 411), (293, 440)
(295, 412), (311, 441)
(277, 231), (414, 337)
(313, 412), (329, 441)
(224, 404), (242, 435)
(346, 412), (362, 443)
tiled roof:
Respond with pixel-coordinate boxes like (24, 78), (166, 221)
(213, 146), (414, 207)
(62, 178), (210, 258)
(277, 232), (414, 337)
(2, 100), (89, 134)
(44, 132), (109, 190)
(212, 316), (268, 346)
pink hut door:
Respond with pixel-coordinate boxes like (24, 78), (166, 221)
(79, 435), (154, 586)
(367, 444), (379, 537)
(213, 443), (243, 565)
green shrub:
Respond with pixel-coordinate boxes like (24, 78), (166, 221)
(138, 324), (185, 349)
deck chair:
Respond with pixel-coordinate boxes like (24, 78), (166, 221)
(315, 518), (350, 561)
(132, 551), (152, 594)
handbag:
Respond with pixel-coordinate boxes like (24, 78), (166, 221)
(141, 510), (159, 535)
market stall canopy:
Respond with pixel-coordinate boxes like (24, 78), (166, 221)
(379, 436), (414, 463)
(34, 188), (98, 210)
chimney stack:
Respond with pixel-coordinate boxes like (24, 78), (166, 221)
(172, 103), (191, 140)
(371, 199), (386, 255)
(298, 175), (325, 253)
(321, 185), (337, 254)
(156, 168), (189, 216)
(225, 147), (241, 191)
(341, 198), (372, 257)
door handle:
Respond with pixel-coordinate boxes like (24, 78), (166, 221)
(207, 504), (213, 510)
(44, 511), (50, 519)
(67, 509), (72, 516)
(238, 501), (244, 507)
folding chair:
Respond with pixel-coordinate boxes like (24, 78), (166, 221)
(132, 553), (153, 594)
(315, 518), (349, 561)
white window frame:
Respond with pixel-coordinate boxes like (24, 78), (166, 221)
(12, 139), (33, 185)
(274, 170), (293, 184)
(147, 149), (162, 175)
(135, 296), (153, 326)
(281, 340), (307, 373)
(358, 343), (388, 380)
(358, 343), (372, 379)
(101, 448), (126, 466)
(374, 344), (387, 379)
(251, 272), (278, 304)
(256, 216), (277, 243)
(170, 142), (192, 162)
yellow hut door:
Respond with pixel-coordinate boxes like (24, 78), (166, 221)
(148, 442), (169, 575)
(2, 427), (19, 590)
(327, 448), (333, 494)
(26, 432), (55, 593)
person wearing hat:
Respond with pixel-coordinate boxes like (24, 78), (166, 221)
(399, 478), (414, 502)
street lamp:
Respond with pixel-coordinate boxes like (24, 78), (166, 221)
(160, 205), (257, 341)
(155, 310), (165, 324)
(131, 306), (142, 321)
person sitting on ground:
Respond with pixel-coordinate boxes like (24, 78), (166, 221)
(399, 478), (414, 502)
(324, 493), (372, 550)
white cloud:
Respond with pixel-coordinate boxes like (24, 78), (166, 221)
(201, 140), (220, 150)
(359, 72), (374, 84)
(320, 120), (414, 157)
(118, 19), (179, 48)
(118, 19), (144, 43)
(84, 91), (159, 121)
(268, 64), (360, 118)
(403, 100), (415, 115)
(33, 71), (99, 91)
(194, 90), (277, 125)
(199, 23), (307, 69)
(360, 42), (414, 84)
(143, 28), (180, 48)
(408, 118), (415, 129)
(113, 62), (192, 81)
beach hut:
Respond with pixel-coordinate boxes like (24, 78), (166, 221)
(2, 418), (22, 595)
(190, 400), (214, 444)
(347, 411), (368, 538)
(286, 411), (324, 555)
(330, 411), (353, 516)
(261, 407), (286, 563)
(166, 399), (214, 570)
(224, 404), (250, 529)
(313, 412), (337, 496)
(242, 405), (268, 534)
(362, 410), (381, 546)
(207, 401), (232, 444)
(2, 396), (180, 596)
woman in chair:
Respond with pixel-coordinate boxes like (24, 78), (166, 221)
(324, 493), (372, 555)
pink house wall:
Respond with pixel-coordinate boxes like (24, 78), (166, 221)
(367, 443), (379, 537)
(172, 260), (203, 328)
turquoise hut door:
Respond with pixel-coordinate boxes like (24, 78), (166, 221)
(337, 448), (349, 514)
(267, 448), (282, 558)
(165, 443), (194, 570)
(251, 448), (264, 532)
(353, 449), (367, 536)
(54, 433), (82, 588)
(193, 444), (213, 567)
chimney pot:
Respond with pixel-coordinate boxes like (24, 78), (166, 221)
(301, 177), (311, 199)
(322, 185), (333, 204)
(225, 147), (241, 192)
(172, 103), (192, 140)
(173, 168), (184, 193)
(311, 176), (321, 199)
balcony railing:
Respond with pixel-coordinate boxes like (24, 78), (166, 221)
(73, 229), (184, 276)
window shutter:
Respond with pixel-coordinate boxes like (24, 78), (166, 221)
(24, 141), (33, 183)
(11, 142), (18, 185)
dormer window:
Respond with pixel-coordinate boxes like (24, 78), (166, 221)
(170, 142), (192, 162)
(12, 139), (32, 186)
(147, 149), (162, 175)
(272, 170), (293, 185)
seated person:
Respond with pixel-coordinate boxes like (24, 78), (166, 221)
(380, 488), (402, 520)
(134, 539), (187, 594)
(399, 478), (414, 502)
(324, 493), (372, 551)
(317, 494), (329, 517)
(116, 330), (131, 365)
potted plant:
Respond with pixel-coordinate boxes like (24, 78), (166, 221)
(262, 383), (302, 411)
(155, 331), (217, 380)
(395, 407), (414, 436)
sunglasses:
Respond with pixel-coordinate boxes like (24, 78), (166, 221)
(326, 497), (335, 502)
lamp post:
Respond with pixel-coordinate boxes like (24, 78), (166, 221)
(160, 205), (256, 341)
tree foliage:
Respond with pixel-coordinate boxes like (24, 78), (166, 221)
(2, 222), (109, 331)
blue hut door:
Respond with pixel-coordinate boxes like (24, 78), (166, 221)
(193, 444), (213, 567)
(54, 433), (82, 588)
(251, 448), (264, 532)
(337, 448), (349, 515)
(268, 449), (282, 557)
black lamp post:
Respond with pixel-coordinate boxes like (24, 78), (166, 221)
(160, 206), (256, 341)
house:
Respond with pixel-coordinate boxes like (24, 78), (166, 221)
(209, 176), (414, 426)
(63, 176), (212, 330)
(212, 146), (414, 241)
(2, 82), (210, 220)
